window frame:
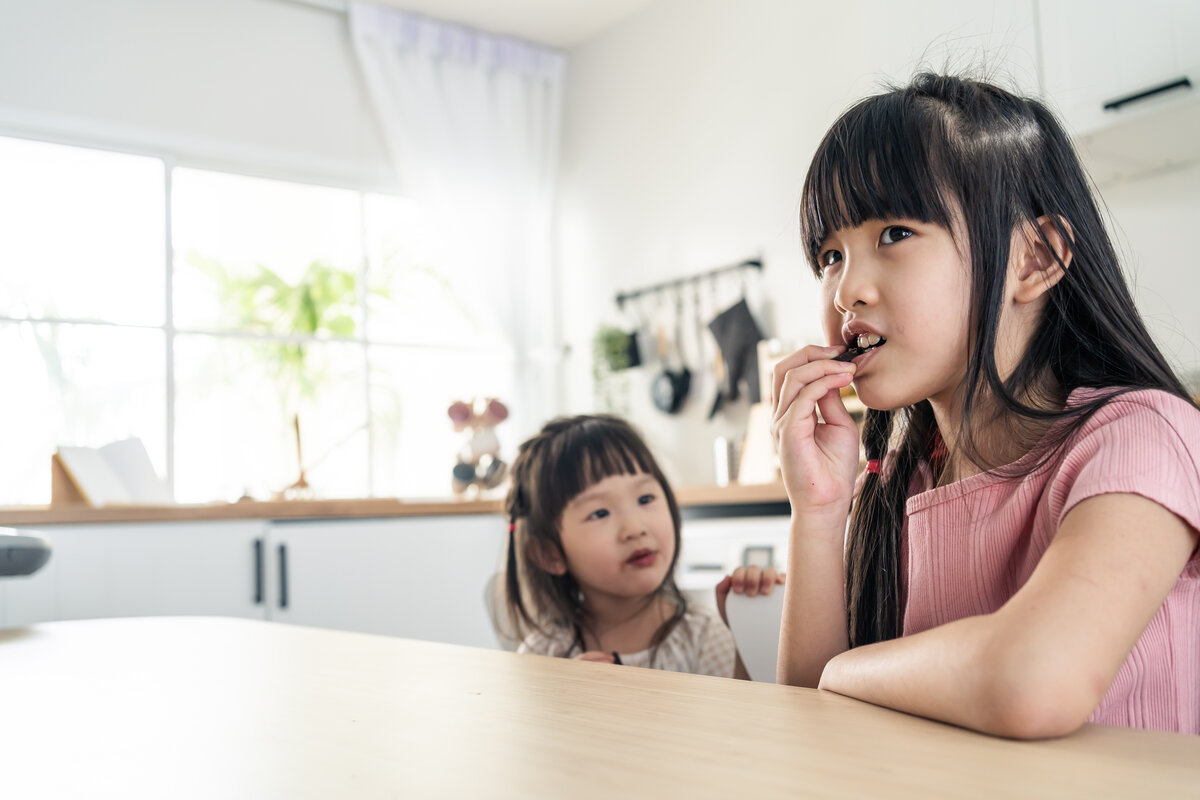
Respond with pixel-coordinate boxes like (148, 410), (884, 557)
(0, 130), (517, 504)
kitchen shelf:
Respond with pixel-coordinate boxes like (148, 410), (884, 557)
(0, 483), (789, 527)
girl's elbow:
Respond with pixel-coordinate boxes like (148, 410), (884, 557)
(776, 662), (820, 688)
(978, 654), (1099, 739)
(776, 651), (824, 688)
(982, 688), (1090, 739)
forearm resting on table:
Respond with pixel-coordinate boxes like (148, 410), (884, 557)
(777, 515), (849, 687)
(816, 494), (1198, 739)
(816, 612), (1108, 740)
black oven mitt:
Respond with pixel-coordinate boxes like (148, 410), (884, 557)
(708, 298), (764, 404)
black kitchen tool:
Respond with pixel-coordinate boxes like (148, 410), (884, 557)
(652, 295), (691, 414)
(0, 528), (52, 577)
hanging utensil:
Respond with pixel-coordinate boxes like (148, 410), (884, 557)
(651, 290), (691, 414)
(698, 276), (727, 418)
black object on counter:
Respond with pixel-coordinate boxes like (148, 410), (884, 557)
(0, 528), (52, 577)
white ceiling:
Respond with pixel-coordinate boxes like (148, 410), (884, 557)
(369, 0), (659, 48)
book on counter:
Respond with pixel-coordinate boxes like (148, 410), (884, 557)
(53, 438), (173, 507)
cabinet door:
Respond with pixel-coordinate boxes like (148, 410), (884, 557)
(677, 516), (791, 610)
(0, 522), (268, 627)
(1040, 0), (1200, 134)
(266, 515), (506, 648)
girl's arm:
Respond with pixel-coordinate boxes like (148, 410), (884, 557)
(818, 492), (1198, 739)
(778, 510), (851, 686)
(767, 345), (863, 686)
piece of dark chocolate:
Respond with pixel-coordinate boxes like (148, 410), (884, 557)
(832, 348), (863, 362)
(832, 337), (886, 361)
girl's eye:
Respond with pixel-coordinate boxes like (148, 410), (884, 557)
(880, 225), (913, 245)
(638, 493), (655, 505)
(814, 248), (842, 278)
(819, 249), (842, 269)
(586, 508), (609, 521)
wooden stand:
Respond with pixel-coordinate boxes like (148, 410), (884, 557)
(50, 453), (91, 507)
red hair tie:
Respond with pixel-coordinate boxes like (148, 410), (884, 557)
(866, 459), (881, 474)
(507, 523), (515, 533)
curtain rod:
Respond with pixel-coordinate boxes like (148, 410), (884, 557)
(615, 257), (763, 310)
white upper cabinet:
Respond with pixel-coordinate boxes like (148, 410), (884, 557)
(1038, 0), (1200, 183)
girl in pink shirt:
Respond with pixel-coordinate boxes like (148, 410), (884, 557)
(769, 74), (1200, 738)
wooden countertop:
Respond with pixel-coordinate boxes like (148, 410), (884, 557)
(2, 616), (1196, 798)
(0, 482), (789, 526)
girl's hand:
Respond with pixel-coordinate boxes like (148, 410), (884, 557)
(770, 345), (861, 514)
(715, 566), (786, 625)
(574, 651), (617, 664)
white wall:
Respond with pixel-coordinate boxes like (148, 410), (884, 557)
(1103, 161), (1200, 386)
(4, 0), (1196, 489)
(556, 0), (1045, 486)
(0, 0), (393, 189)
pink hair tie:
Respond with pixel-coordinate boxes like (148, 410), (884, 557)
(866, 459), (881, 474)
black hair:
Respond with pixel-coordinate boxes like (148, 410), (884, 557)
(799, 73), (1192, 647)
(502, 414), (687, 656)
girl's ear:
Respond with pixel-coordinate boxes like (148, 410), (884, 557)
(1011, 215), (1073, 304)
(530, 539), (568, 576)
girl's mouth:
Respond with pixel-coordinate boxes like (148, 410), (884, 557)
(626, 549), (657, 567)
(834, 333), (886, 362)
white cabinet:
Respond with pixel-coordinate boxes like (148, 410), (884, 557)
(264, 514), (507, 648)
(0, 521), (267, 627)
(1039, 0), (1200, 183)
(0, 515), (508, 648)
(677, 515), (791, 610)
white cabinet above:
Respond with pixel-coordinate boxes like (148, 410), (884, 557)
(1039, 0), (1200, 185)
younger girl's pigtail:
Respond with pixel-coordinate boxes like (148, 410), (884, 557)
(502, 460), (543, 641)
(501, 515), (526, 639)
(845, 403), (933, 647)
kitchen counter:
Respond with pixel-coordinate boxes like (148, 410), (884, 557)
(0, 482), (789, 526)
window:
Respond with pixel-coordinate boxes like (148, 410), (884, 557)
(0, 135), (516, 505)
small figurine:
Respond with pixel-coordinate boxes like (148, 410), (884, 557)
(448, 398), (510, 496)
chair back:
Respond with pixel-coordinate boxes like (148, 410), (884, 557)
(723, 589), (785, 683)
(483, 572), (522, 651)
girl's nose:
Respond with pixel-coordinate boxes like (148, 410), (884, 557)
(619, 523), (647, 541)
(833, 257), (879, 312)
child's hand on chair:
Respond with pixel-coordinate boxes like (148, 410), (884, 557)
(715, 566), (786, 625)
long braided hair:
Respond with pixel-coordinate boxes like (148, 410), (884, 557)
(800, 74), (1192, 647)
(502, 414), (687, 656)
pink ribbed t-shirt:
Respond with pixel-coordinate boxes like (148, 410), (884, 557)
(900, 388), (1200, 733)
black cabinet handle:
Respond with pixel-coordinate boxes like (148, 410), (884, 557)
(1103, 77), (1191, 111)
(278, 543), (289, 609)
(253, 538), (264, 605)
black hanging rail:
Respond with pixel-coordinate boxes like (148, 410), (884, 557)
(615, 256), (763, 310)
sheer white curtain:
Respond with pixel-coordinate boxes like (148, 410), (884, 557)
(349, 3), (566, 440)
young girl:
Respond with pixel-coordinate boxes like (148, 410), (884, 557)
(503, 414), (768, 677)
(772, 73), (1200, 738)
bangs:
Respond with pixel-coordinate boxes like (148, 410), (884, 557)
(800, 93), (956, 273)
(540, 420), (655, 510)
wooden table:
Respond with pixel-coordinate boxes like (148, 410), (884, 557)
(1, 617), (1196, 799)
